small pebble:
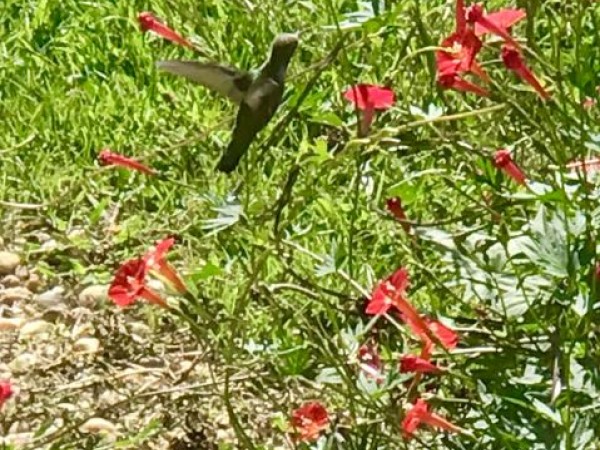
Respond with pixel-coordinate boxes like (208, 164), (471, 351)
(73, 337), (101, 354)
(15, 266), (29, 280)
(34, 232), (52, 243)
(26, 273), (42, 293)
(9, 352), (37, 373)
(127, 322), (151, 335)
(0, 252), (20, 275)
(0, 275), (21, 288)
(0, 432), (34, 447)
(19, 320), (53, 338)
(56, 403), (78, 412)
(66, 228), (85, 240)
(0, 287), (33, 305)
(34, 286), (65, 309)
(40, 239), (59, 252)
(79, 417), (118, 435)
(71, 322), (94, 339)
(78, 285), (107, 308)
(0, 317), (25, 331)
(97, 390), (123, 406)
(41, 309), (66, 323)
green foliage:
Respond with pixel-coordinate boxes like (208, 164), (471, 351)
(1, 0), (600, 449)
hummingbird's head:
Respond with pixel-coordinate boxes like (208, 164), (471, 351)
(270, 32), (299, 63)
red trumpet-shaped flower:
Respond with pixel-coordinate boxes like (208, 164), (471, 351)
(0, 380), (14, 409)
(400, 355), (440, 374)
(144, 238), (188, 295)
(367, 268), (430, 339)
(366, 267), (411, 316)
(425, 318), (459, 350)
(501, 45), (550, 100)
(108, 258), (168, 308)
(438, 73), (489, 97)
(466, 4), (521, 49)
(386, 197), (411, 234)
(494, 149), (527, 185)
(343, 84), (395, 137)
(402, 398), (463, 439)
(474, 8), (526, 37)
(366, 268), (458, 351)
(138, 12), (194, 49)
(99, 149), (156, 175)
(290, 402), (329, 442)
(418, 317), (459, 362)
(437, 28), (488, 81)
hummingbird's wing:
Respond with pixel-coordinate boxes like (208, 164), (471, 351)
(156, 61), (253, 104)
(216, 77), (283, 173)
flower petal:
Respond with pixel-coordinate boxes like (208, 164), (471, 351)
(291, 402), (329, 441)
(474, 9), (526, 36)
(343, 84), (395, 110)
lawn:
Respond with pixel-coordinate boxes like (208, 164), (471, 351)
(1, 0), (600, 448)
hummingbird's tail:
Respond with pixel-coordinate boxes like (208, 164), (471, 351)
(216, 139), (250, 173)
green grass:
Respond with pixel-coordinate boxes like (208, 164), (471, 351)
(2, 0), (600, 448)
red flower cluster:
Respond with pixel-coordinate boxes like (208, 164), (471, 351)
(437, 1), (549, 100)
(364, 266), (461, 438)
(290, 401), (329, 441)
(108, 237), (188, 308)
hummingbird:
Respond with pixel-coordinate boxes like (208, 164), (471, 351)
(157, 33), (299, 173)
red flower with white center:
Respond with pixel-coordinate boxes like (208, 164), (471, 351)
(290, 401), (329, 441)
(366, 267), (411, 315)
(108, 258), (168, 308)
(436, 29), (488, 82)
